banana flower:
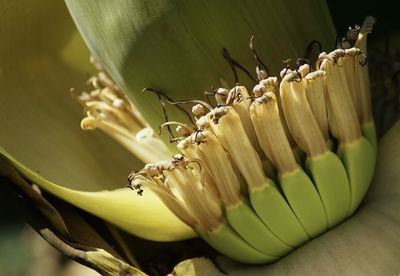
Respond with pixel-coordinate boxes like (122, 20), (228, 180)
(0, 0), (399, 275)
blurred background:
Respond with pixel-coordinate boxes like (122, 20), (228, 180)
(0, 182), (99, 276)
(0, 0), (398, 275)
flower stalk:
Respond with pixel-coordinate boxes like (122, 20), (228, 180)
(124, 17), (378, 264)
(72, 58), (174, 163)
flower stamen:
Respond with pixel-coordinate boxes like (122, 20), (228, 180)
(249, 35), (270, 81)
(222, 48), (256, 84)
(72, 63), (173, 163)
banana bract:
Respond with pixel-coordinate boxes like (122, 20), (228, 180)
(65, 0), (336, 131)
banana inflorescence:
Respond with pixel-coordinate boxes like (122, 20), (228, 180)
(128, 17), (377, 264)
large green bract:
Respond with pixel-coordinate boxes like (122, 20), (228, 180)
(65, 0), (335, 131)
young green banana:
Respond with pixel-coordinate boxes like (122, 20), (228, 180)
(337, 137), (375, 212)
(280, 76), (344, 236)
(198, 224), (278, 264)
(132, 163), (278, 265)
(362, 122), (377, 154)
(303, 70), (352, 226)
(250, 91), (326, 240)
(208, 107), (308, 247)
(354, 17), (377, 153)
(249, 179), (310, 247)
(278, 169), (328, 237)
(306, 152), (351, 226)
(321, 48), (376, 213)
(186, 129), (293, 256)
(226, 200), (293, 256)
(126, 18), (377, 264)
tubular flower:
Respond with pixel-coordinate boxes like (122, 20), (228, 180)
(126, 17), (378, 264)
(1, 1), (400, 275)
(71, 57), (173, 163)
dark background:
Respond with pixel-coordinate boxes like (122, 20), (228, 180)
(328, 0), (398, 36)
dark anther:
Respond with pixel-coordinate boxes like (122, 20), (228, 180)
(142, 87), (196, 127)
(130, 182), (143, 196)
(222, 48), (256, 84)
(235, 91), (244, 103)
(303, 40), (322, 58)
(126, 183), (133, 190)
(134, 184), (144, 196)
(249, 35), (270, 79)
(227, 86), (245, 105)
(127, 173), (144, 195)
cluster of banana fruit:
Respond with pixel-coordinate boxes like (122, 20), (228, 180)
(129, 17), (377, 264)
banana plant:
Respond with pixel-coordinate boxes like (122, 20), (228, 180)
(1, 0), (399, 275)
